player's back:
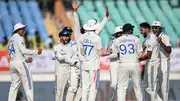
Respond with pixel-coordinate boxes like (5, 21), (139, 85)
(115, 34), (142, 63)
(79, 32), (101, 61)
(8, 34), (24, 61)
(79, 32), (102, 70)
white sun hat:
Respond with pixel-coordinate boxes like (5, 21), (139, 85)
(13, 23), (26, 32)
(83, 19), (100, 31)
(152, 21), (165, 29)
(112, 26), (123, 36)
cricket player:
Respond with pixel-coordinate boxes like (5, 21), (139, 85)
(78, 18), (103, 101)
(53, 27), (73, 101)
(106, 23), (143, 101)
(107, 26), (123, 101)
(8, 23), (42, 101)
(72, 1), (109, 36)
(72, 2), (109, 101)
(139, 22), (160, 101)
(65, 40), (82, 101)
(152, 21), (172, 101)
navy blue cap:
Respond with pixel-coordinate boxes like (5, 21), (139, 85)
(123, 23), (134, 32)
(59, 27), (73, 37)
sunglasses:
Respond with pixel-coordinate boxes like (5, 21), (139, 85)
(152, 27), (160, 29)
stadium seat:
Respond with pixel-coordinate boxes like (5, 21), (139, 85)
(17, 1), (36, 37)
(8, 1), (22, 25)
(0, 21), (5, 42)
(94, 1), (106, 19)
(159, 0), (180, 37)
(78, 6), (91, 24)
(170, 0), (179, 7)
(127, 0), (146, 24)
(116, 0), (144, 43)
(148, 0), (178, 46)
(106, 1), (125, 26)
(173, 8), (180, 21)
(99, 28), (110, 48)
(0, 1), (13, 38)
(83, 1), (95, 11)
(105, 20), (116, 35)
(28, 1), (51, 44)
(138, 1), (156, 24)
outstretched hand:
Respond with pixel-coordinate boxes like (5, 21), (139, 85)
(105, 6), (109, 18)
(72, 0), (81, 12)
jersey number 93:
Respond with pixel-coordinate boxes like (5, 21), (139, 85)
(119, 44), (135, 55)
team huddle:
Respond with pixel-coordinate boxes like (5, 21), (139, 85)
(7, 1), (171, 101)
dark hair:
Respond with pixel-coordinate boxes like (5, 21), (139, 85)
(81, 27), (85, 34)
(139, 22), (151, 29)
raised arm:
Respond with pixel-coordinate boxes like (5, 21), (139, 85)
(95, 6), (109, 35)
(72, 1), (82, 40)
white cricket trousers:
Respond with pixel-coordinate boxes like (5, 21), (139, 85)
(157, 60), (170, 101)
(108, 61), (119, 101)
(117, 63), (142, 101)
(56, 66), (70, 101)
(144, 61), (160, 101)
(8, 60), (34, 101)
(82, 69), (100, 101)
(66, 66), (82, 101)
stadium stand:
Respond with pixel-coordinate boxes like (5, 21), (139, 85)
(138, 1), (156, 24)
(170, 0), (179, 7)
(8, 1), (22, 25)
(18, 1), (36, 37)
(116, 0), (141, 41)
(173, 8), (180, 21)
(0, 20), (5, 43)
(159, 0), (180, 37)
(0, 1), (13, 38)
(28, 0), (51, 45)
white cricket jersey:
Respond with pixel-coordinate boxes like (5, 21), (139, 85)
(114, 34), (143, 63)
(79, 31), (102, 70)
(107, 39), (119, 62)
(144, 33), (160, 65)
(159, 32), (171, 60)
(53, 42), (70, 74)
(8, 33), (37, 61)
(65, 40), (80, 65)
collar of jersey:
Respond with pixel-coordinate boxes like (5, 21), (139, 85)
(146, 32), (153, 40)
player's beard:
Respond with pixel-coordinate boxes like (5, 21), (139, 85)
(143, 32), (147, 38)
(64, 39), (71, 44)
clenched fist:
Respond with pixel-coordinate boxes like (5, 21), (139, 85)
(26, 57), (33, 63)
(72, 0), (81, 12)
(38, 48), (42, 55)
